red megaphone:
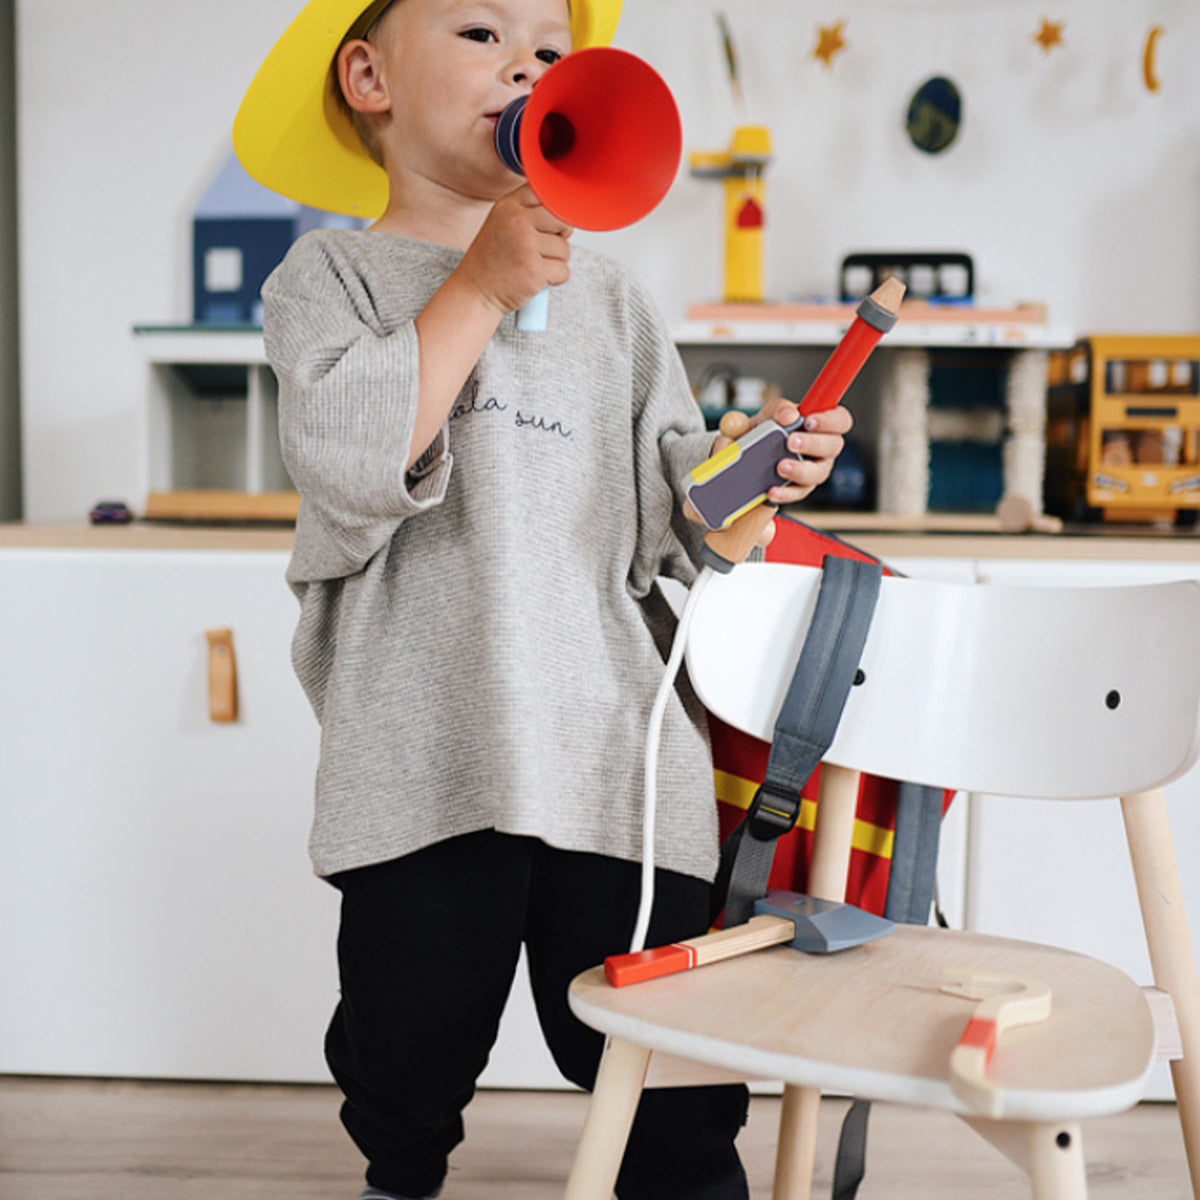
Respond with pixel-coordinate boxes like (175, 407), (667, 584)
(494, 47), (682, 231)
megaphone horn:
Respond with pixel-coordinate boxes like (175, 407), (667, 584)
(494, 47), (682, 233)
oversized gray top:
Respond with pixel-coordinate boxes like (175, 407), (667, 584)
(263, 229), (720, 880)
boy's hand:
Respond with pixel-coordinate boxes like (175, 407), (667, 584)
(716, 398), (853, 506)
(682, 398), (854, 538)
(454, 185), (573, 316)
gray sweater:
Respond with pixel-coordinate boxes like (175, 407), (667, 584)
(263, 229), (719, 880)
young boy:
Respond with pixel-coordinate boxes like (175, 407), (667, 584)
(236, 1), (852, 1196)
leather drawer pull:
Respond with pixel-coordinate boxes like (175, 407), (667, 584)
(206, 629), (238, 723)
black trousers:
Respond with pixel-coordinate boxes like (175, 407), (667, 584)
(326, 830), (750, 1199)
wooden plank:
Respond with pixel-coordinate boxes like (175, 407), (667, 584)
(144, 490), (300, 523)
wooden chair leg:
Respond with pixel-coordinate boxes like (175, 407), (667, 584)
(772, 1084), (820, 1200)
(768, 764), (861, 1200)
(962, 1116), (1088, 1199)
(564, 1037), (651, 1200)
(1026, 1121), (1088, 1200)
(1122, 788), (1200, 1199)
(808, 763), (861, 904)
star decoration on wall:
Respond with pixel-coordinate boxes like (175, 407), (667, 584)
(1033, 18), (1065, 53)
(813, 21), (848, 69)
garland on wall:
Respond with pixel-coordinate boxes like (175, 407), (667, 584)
(807, 15), (1167, 97)
(715, 9), (1173, 163)
(812, 21), (849, 69)
(796, 13), (1169, 154)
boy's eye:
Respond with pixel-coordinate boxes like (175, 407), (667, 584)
(461, 27), (497, 43)
(536, 48), (563, 65)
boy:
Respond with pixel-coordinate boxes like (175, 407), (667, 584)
(235, 1), (852, 1196)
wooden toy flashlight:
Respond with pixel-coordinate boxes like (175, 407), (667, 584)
(686, 277), (906, 530)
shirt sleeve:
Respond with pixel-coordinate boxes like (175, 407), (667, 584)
(263, 234), (452, 585)
(624, 274), (713, 595)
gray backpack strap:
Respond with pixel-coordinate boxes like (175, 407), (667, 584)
(831, 1097), (872, 1200)
(885, 781), (946, 925)
(717, 555), (883, 928)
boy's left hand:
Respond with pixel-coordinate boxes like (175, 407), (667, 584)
(683, 398), (854, 537)
(732, 396), (853, 507)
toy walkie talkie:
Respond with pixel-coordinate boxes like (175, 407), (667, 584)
(686, 277), (906, 531)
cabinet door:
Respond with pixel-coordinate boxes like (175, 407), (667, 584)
(966, 557), (1200, 1098)
(0, 549), (335, 1081)
(0, 548), (571, 1088)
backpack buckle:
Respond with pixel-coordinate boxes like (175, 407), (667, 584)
(746, 781), (803, 840)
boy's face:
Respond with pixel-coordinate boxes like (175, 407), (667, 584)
(363, 0), (572, 201)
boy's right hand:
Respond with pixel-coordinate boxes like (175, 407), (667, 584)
(455, 185), (573, 317)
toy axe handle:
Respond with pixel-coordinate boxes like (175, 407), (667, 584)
(605, 913), (795, 987)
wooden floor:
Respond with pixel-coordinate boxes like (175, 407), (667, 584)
(0, 1076), (1192, 1199)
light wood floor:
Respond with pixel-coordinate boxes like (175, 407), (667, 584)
(0, 1076), (1192, 1199)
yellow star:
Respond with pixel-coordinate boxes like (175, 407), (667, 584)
(813, 21), (848, 69)
(1033, 18), (1065, 53)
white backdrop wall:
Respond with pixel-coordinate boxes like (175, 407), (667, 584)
(16, 0), (1200, 520)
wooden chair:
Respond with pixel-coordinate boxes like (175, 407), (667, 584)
(564, 562), (1200, 1200)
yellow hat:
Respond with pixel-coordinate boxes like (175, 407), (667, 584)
(233, 0), (622, 218)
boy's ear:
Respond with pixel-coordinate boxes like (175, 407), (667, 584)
(337, 39), (392, 114)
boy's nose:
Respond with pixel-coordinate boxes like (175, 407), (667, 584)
(504, 48), (550, 87)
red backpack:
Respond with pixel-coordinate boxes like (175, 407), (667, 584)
(707, 514), (954, 921)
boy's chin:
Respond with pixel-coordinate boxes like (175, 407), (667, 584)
(451, 166), (527, 204)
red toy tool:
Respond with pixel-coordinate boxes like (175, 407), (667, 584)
(606, 890), (894, 987)
(685, 276), (907, 530)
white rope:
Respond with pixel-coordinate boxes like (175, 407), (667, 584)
(629, 565), (715, 953)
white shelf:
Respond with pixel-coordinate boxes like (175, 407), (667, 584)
(673, 318), (1075, 351)
(133, 326), (266, 364)
(133, 326), (290, 515)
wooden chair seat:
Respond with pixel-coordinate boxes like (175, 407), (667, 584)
(571, 926), (1155, 1122)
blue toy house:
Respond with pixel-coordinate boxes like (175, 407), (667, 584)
(193, 152), (362, 325)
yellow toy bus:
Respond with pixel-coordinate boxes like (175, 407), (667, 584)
(1045, 334), (1200, 523)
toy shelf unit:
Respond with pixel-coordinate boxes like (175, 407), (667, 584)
(1045, 334), (1200, 525)
(675, 301), (1073, 530)
(133, 325), (297, 523)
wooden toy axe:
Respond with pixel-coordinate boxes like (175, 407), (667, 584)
(605, 890), (895, 987)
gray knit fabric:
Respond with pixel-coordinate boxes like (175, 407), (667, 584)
(263, 229), (719, 881)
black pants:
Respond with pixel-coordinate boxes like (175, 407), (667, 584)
(326, 830), (750, 1199)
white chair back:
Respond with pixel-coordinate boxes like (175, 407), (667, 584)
(686, 563), (1200, 800)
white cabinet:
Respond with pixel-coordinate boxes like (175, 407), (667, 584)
(0, 544), (569, 1087)
(4, 540), (1199, 1096)
(0, 548), (332, 1080)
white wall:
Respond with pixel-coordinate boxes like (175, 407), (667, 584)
(16, 0), (1200, 520)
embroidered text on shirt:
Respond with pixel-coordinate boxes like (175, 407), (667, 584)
(515, 411), (572, 439)
(450, 380), (508, 422)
